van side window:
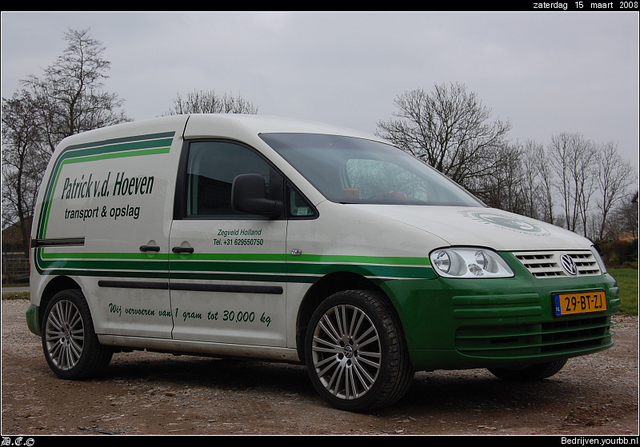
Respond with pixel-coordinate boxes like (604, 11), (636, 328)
(288, 185), (316, 217)
(185, 141), (272, 218)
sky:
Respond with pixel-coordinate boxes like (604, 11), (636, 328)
(1, 11), (638, 171)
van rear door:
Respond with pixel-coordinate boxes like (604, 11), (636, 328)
(32, 125), (183, 339)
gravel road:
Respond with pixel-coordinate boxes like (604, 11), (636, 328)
(2, 298), (638, 436)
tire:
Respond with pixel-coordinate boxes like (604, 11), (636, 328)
(42, 289), (112, 380)
(487, 358), (568, 382)
(305, 290), (414, 412)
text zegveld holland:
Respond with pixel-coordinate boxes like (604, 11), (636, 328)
(61, 170), (155, 221)
(215, 228), (264, 246)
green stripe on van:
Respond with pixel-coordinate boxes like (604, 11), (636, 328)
(35, 251), (436, 282)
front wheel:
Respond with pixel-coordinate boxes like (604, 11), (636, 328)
(42, 289), (112, 380)
(305, 290), (414, 412)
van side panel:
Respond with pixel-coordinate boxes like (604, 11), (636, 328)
(31, 117), (188, 338)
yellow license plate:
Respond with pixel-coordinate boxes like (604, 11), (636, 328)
(553, 291), (607, 316)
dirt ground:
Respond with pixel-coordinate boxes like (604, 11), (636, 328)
(2, 298), (638, 436)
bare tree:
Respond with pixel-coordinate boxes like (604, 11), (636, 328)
(21, 28), (131, 153)
(1, 91), (48, 253)
(468, 142), (523, 213)
(486, 139), (555, 222)
(519, 140), (553, 222)
(165, 90), (258, 115)
(535, 143), (558, 225)
(375, 82), (511, 188)
(547, 132), (598, 236)
(594, 142), (636, 240)
(2, 28), (130, 250)
(612, 191), (638, 240)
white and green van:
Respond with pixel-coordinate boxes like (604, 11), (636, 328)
(27, 114), (619, 412)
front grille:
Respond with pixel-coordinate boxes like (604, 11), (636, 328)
(514, 250), (601, 278)
(455, 316), (613, 359)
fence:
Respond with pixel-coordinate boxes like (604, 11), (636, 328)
(2, 254), (29, 284)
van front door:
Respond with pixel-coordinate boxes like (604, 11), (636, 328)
(169, 140), (287, 347)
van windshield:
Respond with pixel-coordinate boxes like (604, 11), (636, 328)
(260, 133), (484, 207)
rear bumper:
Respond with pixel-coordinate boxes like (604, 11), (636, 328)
(26, 304), (41, 336)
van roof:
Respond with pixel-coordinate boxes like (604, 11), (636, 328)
(183, 113), (379, 141)
(54, 114), (382, 152)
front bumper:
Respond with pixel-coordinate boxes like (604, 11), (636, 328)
(381, 254), (620, 371)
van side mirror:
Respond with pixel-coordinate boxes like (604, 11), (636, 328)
(231, 173), (283, 218)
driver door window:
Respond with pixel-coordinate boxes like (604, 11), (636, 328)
(186, 141), (272, 218)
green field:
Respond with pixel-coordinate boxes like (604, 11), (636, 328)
(609, 268), (639, 316)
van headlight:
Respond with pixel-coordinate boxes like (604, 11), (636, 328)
(590, 246), (608, 274)
(430, 248), (514, 278)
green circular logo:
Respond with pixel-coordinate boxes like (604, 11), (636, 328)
(469, 212), (548, 235)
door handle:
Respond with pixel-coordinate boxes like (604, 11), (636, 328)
(172, 246), (194, 254)
(139, 245), (161, 252)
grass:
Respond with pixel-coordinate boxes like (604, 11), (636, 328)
(608, 268), (638, 316)
(1, 291), (30, 301)
(2, 269), (638, 315)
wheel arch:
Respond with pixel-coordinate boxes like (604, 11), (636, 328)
(295, 271), (396, 364)
(36, 276), (83, 330)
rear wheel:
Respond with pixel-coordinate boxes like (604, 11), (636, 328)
(42, 289), (112, 380)
(488, 359), (568, 381)
(305, 290), (413, 412)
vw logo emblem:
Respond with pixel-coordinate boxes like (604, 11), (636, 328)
(560, 253), (578, 276)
